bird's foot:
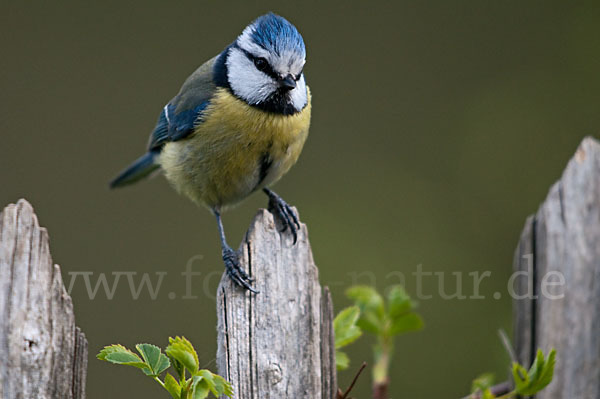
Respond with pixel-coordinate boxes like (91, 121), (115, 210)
(222, 246), (258, 293)
(264, 189), (300, 244)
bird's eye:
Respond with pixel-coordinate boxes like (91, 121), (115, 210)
(253, 57), (269, 72)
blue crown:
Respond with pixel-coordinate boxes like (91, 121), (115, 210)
(249, 13), (305, 57)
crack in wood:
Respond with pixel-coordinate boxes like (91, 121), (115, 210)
(216, 209), (336, 399)
(0, 199), (87, 399)
(513, 137), (600, 399)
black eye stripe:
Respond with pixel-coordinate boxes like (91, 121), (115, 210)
(254, 57), (268, 71)
(239, 48), (279, 80)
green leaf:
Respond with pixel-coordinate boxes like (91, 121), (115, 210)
(97, 344), (148, 370)
(387, 285), (413, 318)
(97, 339), (232, 398)
(164, 373), (181, 399)
(336, 350), (350, 370)
(527, 349), (546, 383)
(136, 343), (170, 376)
(192, 370), (234, 398)
(193, 370), (233, 397)
(515, 348), (556, 395)
(388, 313), (424, 336)
(334, 306), (363, 349)
(196, 370), (217, 396)
(356, 310), (385, 334)
(531, 349), (556, 393)
(191, 376), (210, 399)
(177, 336), (199, 366)
(346, 286), (385, 319)
(471, 372), (494, 394)
(346, 286), (388, 334)
(166, 336), (199, 375)
(482, 389), (495, 399)
(512, 362), (530, 393)
(169, 356), (185, 381)
(212, 373), (234, 397)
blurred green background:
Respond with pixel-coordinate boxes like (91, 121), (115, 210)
(1, 1), (599, 398)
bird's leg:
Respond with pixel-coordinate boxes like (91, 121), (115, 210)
(213, 209), (258, 293)
(263, 188), (300, 244)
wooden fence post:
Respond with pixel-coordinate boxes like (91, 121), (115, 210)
(216, 208), (337, 399)
(513, 137), (600, 398)
(0, 199), (87, 399)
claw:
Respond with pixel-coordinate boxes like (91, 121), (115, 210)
(222, 247), (258, 293)
(263, 188), (301, 244)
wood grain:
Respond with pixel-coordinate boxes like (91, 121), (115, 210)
(513, 137), (600, 398)
(216, 208), (336, 399)
(0, 199), (87, 399)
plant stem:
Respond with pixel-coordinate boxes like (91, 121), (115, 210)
(372, 350), (389, 385)
(179, 371), (188, 398)
(339, 362), (367, 399)
(494, 391), (517, 399)
(182, 378), (191, 399)
(180, 369), (186, 387)
(153, 376), (166, 389)
(372, 336), (392, 399)
(373, 379), (390, 399)
(373, 337), (392, 385)
(461, 382), (513, 399)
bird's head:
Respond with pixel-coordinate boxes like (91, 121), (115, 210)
(225, 13), (307, 115)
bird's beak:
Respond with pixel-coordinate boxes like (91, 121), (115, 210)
(279, 74), (296, 91)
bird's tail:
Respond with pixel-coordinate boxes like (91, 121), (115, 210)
(109, 151), (160, 189)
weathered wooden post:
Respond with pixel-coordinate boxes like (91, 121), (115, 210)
(216, 208), (337, 399)
(513, 137), (600, 398)
(0, 200), (87, 399)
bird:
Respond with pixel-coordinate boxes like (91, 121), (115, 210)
(109, 13), (311, 293)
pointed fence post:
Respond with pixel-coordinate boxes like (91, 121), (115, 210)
(216, 208), (337, 399)
(0, 199), (87, 399)
(513, 137), (600, 398)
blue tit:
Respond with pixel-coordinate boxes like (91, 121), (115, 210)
(110, 13), (311, 292)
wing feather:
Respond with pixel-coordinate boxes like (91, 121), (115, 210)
(147, 56), (218, 151)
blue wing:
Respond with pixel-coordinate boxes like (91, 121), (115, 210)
(111, 56), (220, 188)
(147, 56), (218, 151)
(148, 102), (209, 150)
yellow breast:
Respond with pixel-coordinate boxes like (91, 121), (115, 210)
(159, 87), (311, 209)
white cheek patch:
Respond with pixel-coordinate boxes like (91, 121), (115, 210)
(289, 74), (308, 111)
(228, 27), (309, 113)
(227, 47), (277, 105)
